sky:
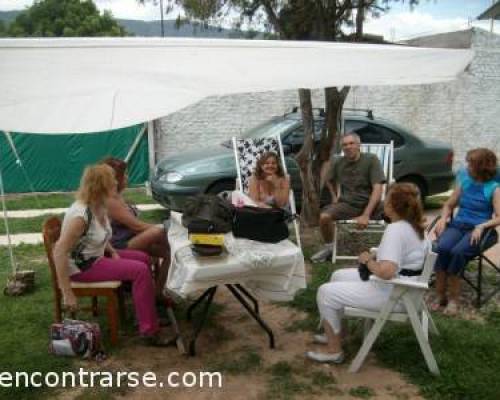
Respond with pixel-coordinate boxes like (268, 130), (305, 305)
(0, 0), (495, 40)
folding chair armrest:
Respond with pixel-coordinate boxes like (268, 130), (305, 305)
(426, 215), (441, 234)
(479, 227), (498, 252)
(370, 275), (429, 290)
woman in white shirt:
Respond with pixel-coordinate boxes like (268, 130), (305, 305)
(307, 183), (428, 363)
(54, 164), (168, 346)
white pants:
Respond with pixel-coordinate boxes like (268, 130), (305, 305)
(316, 268), (404, 334)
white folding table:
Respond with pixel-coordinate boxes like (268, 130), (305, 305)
(165, 212), (306, 355)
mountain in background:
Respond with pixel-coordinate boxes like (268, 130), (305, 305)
(0, 10), (254, 38)
(0, 10), (20, 23)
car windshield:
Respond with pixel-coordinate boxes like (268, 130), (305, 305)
(221, 118), (298, 147)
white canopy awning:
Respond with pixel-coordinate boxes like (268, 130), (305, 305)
(0, 38), (474, 134)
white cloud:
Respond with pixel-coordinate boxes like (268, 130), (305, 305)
(363, 11), (493, 41)
(95, 0), (167, 20)
(0, 0), (33, 11)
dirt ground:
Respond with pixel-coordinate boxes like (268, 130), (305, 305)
(57, 287), (423, 400)
(56, 252), (424, 400)
(54, 217), (500, 400)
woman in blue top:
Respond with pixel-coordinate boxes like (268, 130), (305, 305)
(433, 148), (500, 315)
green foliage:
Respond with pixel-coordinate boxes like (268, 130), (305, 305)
(0, 20), (6, 37)
(7, 0), (127, 37)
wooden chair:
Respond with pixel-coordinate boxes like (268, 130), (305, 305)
(344, 247), (440, 375)
(42, 217), (123, 345)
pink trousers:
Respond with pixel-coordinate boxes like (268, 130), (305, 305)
(71, 249), (159, 336)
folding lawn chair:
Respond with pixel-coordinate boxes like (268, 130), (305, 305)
(332, 142), (394, 263)
(344, 245), (440, 375)
(232, 135), (301, 249)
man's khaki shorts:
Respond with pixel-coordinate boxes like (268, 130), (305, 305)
(320, 201), (384, 221)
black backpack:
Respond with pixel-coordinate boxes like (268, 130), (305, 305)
(182, 195), (234, 234)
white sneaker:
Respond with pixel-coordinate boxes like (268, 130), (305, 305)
(306, 351), (344, 364)
(313, 334), (328, 345)
(310, 245), (333, 263)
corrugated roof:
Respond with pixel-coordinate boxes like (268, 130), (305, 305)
(478, 1), (500, 20)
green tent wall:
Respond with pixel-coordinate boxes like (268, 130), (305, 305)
(0, 125), (149, 193)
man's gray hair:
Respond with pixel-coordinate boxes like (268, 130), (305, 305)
(343, 132), (361, 144)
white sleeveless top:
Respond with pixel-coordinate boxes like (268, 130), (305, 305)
(61, 201), (111, 276)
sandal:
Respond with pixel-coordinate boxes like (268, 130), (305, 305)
(429, 297), (447, 312)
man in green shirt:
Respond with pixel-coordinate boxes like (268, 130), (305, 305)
(311, 132), (386, 263)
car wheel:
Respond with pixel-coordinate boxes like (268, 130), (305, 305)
(397, 176), (427, 205)
(207, 180), (235, 202)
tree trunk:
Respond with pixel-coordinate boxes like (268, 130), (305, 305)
(320, 86), (350, 165)
(295, 86), (350, 227)
(355, 0), (364, 41)
(296, 89), (321, 226)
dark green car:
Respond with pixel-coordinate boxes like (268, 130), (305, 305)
(151, 109), (454, 211)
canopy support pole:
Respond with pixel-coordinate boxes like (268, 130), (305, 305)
(0, 167), (17, 275)
(147, 120), (156, 173)
(124, 123), (147, 163)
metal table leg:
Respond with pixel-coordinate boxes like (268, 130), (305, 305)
(226, 284), (275, 349)
(234, 283), (259, 315)
(187, 286), (216, 321)
(189, 286), (217, 356)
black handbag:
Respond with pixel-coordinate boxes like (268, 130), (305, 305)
(232, 206), (290, 243)
(182, 195), (233, 234)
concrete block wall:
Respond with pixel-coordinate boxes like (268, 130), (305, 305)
(155, 28), (500, 168)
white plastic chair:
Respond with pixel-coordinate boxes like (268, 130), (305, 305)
(344, 246), (440, 375)
(332, 142), (394, 263)
(232, 135), (301, 249)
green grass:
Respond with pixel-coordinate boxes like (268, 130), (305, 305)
(0, 209), (168, 235)
(2, 193), (75, 211)
(0, 244), (74, 400)
(286, 247), (500, 400)
(349, 386), (376, 398)
(208, 346), (262, 375)
(265, 361), (311, 400)
(2, 188), (155, 211)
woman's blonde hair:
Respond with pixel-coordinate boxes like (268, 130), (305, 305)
(76, 164), (116, 207)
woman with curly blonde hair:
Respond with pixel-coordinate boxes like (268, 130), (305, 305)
(307, 183), (428, 363)
(54, 164), (169, 346)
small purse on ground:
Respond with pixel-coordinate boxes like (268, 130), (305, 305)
(232, 206), (291, 243)
(49, 319), (105, 361)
